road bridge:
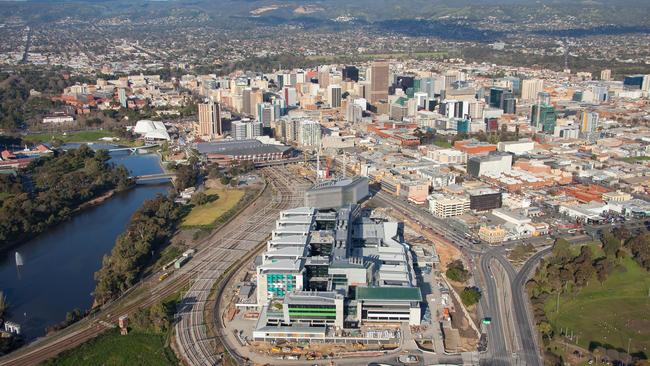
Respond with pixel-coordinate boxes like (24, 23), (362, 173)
(131, 173), (175, 183)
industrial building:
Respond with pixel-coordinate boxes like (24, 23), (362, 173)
(254, 205), (422, 341)
(304, 177), (369, 209)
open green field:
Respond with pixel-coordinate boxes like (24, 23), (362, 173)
(544, 257), (650, 354)
(40, 329), (178, 366)
(182, 188), (245, 227)
(23, 130), (119, 144)
(619, 156), (650, 163)
(433, 139), (453, 148)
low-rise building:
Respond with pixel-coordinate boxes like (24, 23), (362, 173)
(478, 225), (506, 244)
(428, 194), (470, 218)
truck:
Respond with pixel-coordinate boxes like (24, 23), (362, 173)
(174, 256), (190, 269)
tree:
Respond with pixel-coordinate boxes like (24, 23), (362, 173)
(0, 291), (7, 319)
(552, 238), (572, 261)
(460, 286), (481, 306)
(445, 259), (470, 283)
(625, 232), (650, 271)
(191, 191), (218, 206)
(594, 257), (613, 284)
(538, 321), (553, 340)
(601, 231), (621, 257)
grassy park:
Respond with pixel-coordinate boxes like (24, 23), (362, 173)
(40, 329), (178, 366)
(181, 188), (245, 227)
(544, 256), (650, 355)
(23, 130), (120, 144)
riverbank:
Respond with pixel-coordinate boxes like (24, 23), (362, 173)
(0, 151), (169, 341)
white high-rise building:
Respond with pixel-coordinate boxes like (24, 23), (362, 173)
(299, 120), (322, 147)
(414, 92), (428, 110)
(345, 103), (363, 123)
(327, 84), (342, 108)
(643, 75), (650, 93)
(521, 79), (544, 101)
(600, 69), (612, 81)
(232, 119), (262, 140)
(284, 86), (297, 107)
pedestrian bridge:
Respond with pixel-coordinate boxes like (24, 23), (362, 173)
(109, 144), (160, 154)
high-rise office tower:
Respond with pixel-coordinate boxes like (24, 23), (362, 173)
(600, 69), (612, 81)
(345, 102), (363, 123)
(444, 71), (462, 91)
(198, 100), (222, 139)
(489, 87), (506, 108)
(505, 76), (521, 96)
(232, 119), (262, 140)
(414, 92), (428, 110)
(521, 79), (544, 101)
(327, 84), (342, 108)
(643, 75), (650, 93)
(250, 88), (263, 118)
(283, 86), (297, 107)
(257, 102), (275, 128)
(503, 95), (517, 114)
(369, 60), (389, 103)
(242, 88), (252, 115)
(579, 111), (599, 135)
(318, 66), (330, 89)
(531, 104), (557, 133)
(272, 97), (286, 118)
(299, 120), (322, 147)
(342, 66), (359, 82)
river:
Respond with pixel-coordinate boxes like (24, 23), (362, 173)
(0, 149), (170, 341)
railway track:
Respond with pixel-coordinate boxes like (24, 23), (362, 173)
(173, 166), (310, 366)
(0, 168), (301, 366)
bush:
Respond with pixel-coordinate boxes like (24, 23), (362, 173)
(460, 286), (481, 306)
(190, 192), (218, 206)
(446, 259), (470, 283)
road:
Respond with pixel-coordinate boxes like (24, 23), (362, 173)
(0, 169), (281, 366)
(174, 166), (311, 366)
(369, 189), (545, 366)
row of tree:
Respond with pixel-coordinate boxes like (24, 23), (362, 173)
(0, 145), (133, 253)
(93, 194), (184, 304)
(527, 230), (650, 364)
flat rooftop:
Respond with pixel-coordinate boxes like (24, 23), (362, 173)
(355, 286), (422, 301)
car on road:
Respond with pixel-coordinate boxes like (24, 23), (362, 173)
(397, 355), (419, 364)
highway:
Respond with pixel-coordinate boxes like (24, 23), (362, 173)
(174, 166), (310, 366)
(0, 168), (285, 366)
(510, 247), (552, 366)
(369, 189), (545, 366)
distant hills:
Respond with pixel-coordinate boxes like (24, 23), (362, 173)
(1, 0), (649, 37)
